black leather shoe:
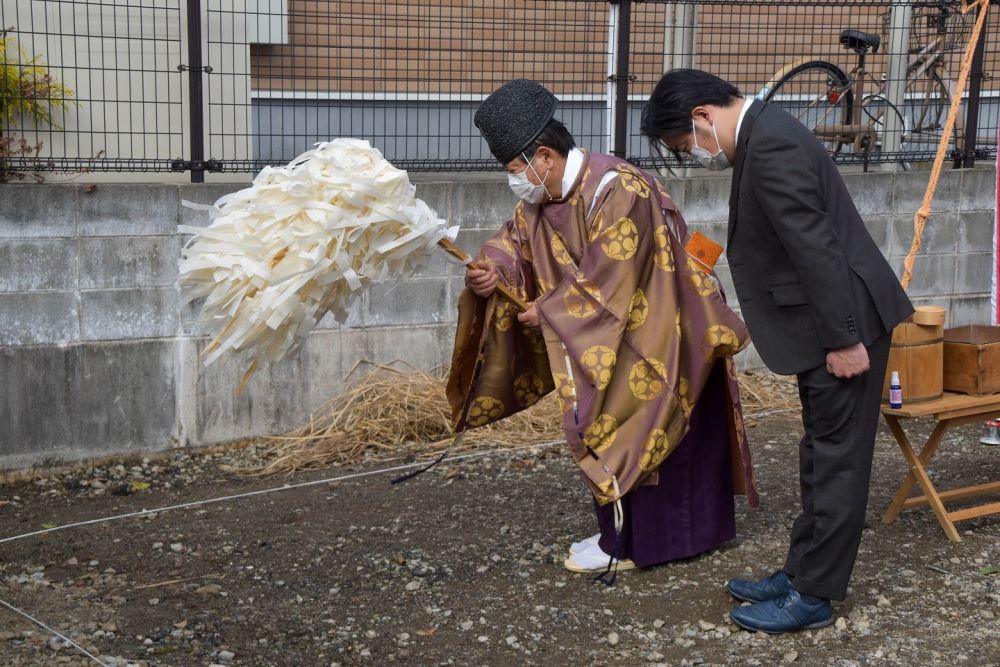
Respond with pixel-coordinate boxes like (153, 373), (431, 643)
(726, 570), (794, 603)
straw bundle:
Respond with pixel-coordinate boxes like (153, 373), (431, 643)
(738, 369), (800, 423)
(243, 363), (799, 475)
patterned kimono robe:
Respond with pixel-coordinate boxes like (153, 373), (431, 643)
(447, 151), (758, 507)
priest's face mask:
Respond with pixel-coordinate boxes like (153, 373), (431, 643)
(506, 148), (553, 204)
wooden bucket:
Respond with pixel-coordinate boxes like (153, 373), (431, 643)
(882, 317), (943, 404)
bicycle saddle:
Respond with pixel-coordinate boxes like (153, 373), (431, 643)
(840, 29), (881, 54)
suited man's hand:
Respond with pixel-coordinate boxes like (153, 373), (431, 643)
(826, 343), (870, 378)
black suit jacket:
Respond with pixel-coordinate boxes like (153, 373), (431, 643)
(727, 100), (913, 375)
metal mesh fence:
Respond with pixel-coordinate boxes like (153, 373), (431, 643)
(223, 0), (613, 172)
(631, 0), (998, 169)
(1, 0), (996, 179)
(1, 0), (185, 174)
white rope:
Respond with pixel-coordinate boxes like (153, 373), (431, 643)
(0, 598), (111, 666)
(610, 475), (624, 534)
(0, 440), (565, 546)
(0, 403), (790, 660)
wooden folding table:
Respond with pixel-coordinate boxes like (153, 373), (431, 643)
(881, 392), (1000, 542)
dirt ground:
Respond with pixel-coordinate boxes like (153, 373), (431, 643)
(0, 412), (998, 667)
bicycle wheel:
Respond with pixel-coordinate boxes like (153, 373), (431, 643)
(905, 69), (959, 153)
(764, 60), (853, 155)
(857, 94), (911, 169)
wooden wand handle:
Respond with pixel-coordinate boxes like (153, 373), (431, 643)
(437, 237), (528, 313)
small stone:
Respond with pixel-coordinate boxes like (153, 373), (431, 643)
(505, 635), (518, 646)
(647, 651), (665, 662)
(460, 621), (474, 631)
(607, 631), (619, 646)
(218, 650), (235, 662)
(653, 619), (665, 629)
(405, 580), (421, 592)
(900, 569), (917, 577)
(66, 558), (78, 566)
(147, 598), (159, 606)
(697, 620), (716, 631)
(835, 617), (848, 631)
(477, 635), (489, 643)
(876, 595), (891, 607)
(784, 650), (799, 662)
(169, 543), (183, 553)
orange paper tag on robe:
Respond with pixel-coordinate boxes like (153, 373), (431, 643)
(684, 231), (724, 274)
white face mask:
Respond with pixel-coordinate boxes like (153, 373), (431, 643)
(507, 153), (551, 204)
(690, 119), (731, 171)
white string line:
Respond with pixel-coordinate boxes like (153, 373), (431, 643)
(0, 598), (111, 666)
(0, 439), (566, 546)
(746, 407), (799, 420)
(1, 404), (789, 547)
(0, 405), (787, 663)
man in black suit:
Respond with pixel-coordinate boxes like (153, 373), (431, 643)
(641, 69), (913, 634)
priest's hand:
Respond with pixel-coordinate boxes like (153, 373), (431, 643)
(826, 342), (869, 378)
(517, 301), (540, 328)
(466, 263), (498, 297)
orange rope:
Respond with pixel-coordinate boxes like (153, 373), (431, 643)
(901, 0), (991, 290)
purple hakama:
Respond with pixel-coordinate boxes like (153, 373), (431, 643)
(595, 360), (736, 567)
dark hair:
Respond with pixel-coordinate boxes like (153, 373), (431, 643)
(641, 69), (742, 161)
(520, 118), (576, 160)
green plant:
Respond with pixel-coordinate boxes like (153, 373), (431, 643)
(1, 27), (73, 129)
(0, 136), (43, 182)
(1, 27), (73, 182)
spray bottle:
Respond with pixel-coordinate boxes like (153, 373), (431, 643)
(889, 371), (903, 410)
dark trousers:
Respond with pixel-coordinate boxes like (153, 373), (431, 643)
(783, 333), (891, 601)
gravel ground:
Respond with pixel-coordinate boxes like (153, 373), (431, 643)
(0, 414), (998, 666)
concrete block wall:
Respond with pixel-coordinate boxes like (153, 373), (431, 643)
(0, 182), (465, 468)
(666, 168), (997, 369)
(0, 167), (995, 468)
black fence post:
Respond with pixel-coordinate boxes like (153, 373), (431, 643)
(611, 0), (632, 158)
(186, 0), (206, 183)
(959, 2), (989, 169)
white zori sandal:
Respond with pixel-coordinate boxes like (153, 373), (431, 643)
(569, 533), (600, 555)
(563, 541), (636, 574)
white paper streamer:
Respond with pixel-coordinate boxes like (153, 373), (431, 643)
(178, 139), (459, 382)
